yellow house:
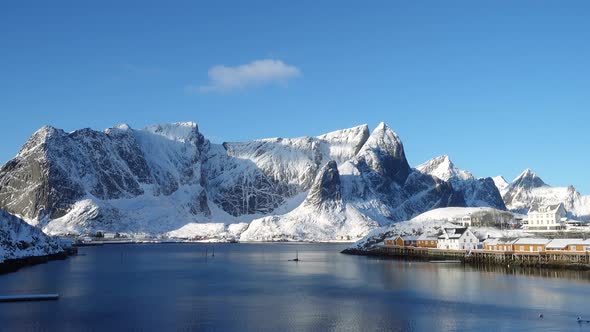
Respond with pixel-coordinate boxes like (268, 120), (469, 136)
(546, 239), (590, 252)
(483, 238), (515, 251)
(416, 236), (438, 248)
(384, 236), (419, 247)
(512, 238), (551, 253)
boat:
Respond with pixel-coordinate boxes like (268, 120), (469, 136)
(289, 251), (300, 262)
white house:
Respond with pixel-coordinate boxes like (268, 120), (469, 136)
(460, 214), (472, 227)
(526, 203), (567, 231)
(437, 227), (478, 250)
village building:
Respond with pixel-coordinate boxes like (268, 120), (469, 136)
(483, 238), (516, 251)
(526, 203), (567, 231)
(437, 227), (478, 250)
(546, 239), (590, 252)
(416, 235), (438, 248)
(512, 238), (551, 252)
(460, 214), (473, 227)
(384, 235), (419, 247)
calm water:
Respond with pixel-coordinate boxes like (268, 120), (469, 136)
(2, 244), (590, 332)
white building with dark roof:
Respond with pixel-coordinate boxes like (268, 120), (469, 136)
(437, 227), (478, 250)
(527, 203), (567, 231)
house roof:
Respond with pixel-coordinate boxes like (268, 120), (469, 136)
(513, 238), (551, 245)
(546, 239), (590, 249)
(529, 203), (564, 214)
(417, 234), (438, 241)
(484, 238), (516, 246)
(384, 235), (420, 241)
(439, 227), (470, 239)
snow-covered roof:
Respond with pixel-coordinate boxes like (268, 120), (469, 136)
(484, 238), (516, 245)
(417, 234), (438, 241)
(529, 203), (564, 214)
(546, 239), (590, 249)
(513, 238), (551, 245)
(385, 235), (420, 241)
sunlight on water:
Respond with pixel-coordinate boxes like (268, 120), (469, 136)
(1, 243), (590, 331)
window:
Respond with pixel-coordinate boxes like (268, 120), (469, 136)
(520, 246), (524, 251)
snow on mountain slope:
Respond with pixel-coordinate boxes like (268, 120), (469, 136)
(0, 209), (63, 263)
(0, 120), (526, 241)
(501, 169), (590, 220)
(416, 155), (506, 210)
(416, 155), (472, 181)
(0, 122), (374, 238)
(241, 161), (379, 241)
(241, 124), (467, 241)
(493, 176), (509, 194)
(411, 207), (510, 222)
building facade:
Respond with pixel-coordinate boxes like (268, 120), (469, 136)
(527, 203), (567, 231)
(437, 227), (478, 251)
(512, 238), (551, 252)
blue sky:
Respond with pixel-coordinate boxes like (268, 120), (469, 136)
(1, 1), (589, 193)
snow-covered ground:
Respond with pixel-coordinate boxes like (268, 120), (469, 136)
(349, 207), (532, 251)
(0, 210), (64, 263)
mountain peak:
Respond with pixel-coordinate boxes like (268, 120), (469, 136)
(355, 122), (411, 184)
(360, 122), (404, 156)
(492, 175), (509, 192)
(416, 155), (473, 182)
(511, 168), (545, 188)
(142, 122), (202, 144)
(113, 123), (132, 131)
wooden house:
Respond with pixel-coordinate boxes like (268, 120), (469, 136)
(483, 238), (516, 252)
(437, 227), (478, 250)
(416, 235), (438, 248)
(512, 238), (551, 252)
(384, 235), (419, 247)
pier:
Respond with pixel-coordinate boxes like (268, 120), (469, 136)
(0, 294), (59, 302)
(355, 245), (590, 270)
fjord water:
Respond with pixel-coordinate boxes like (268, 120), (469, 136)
(1, 244), (590, 331)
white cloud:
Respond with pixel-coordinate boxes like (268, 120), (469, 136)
(192, 59), (301, 93)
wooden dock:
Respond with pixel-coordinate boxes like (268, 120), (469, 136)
(0, 294), (59, 302)
(370, 245), (590, 270)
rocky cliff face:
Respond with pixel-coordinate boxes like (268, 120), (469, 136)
(0, 121), (504, 240)
(416, 155), (506, 210)
(241, 124), (465, 241)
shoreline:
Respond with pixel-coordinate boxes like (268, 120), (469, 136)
(341, 247), (590, 271)
(0, 248), (78, 275)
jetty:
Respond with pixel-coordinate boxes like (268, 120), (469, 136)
(0, 294), (59, 302)
(351, 245), (590, 270)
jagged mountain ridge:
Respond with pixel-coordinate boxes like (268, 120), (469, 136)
(241, 124), (465, 241)
(1, 121), (501, 240)
(496, 169), (590, 220)
(416, 155), (506, 210)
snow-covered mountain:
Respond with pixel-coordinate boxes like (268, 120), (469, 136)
(242, 124), (465, 241)
(0, 121), (507, 241)
(416, 155), (506, 210)
(497, 169), (590, 221)
(0, 209), (64, 263)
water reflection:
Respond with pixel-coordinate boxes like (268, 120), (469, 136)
(1, 244), (589, 331)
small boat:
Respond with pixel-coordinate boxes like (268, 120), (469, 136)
(289, 251), (300, 262)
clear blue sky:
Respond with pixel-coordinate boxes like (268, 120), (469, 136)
(1, 1), (589, 193)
